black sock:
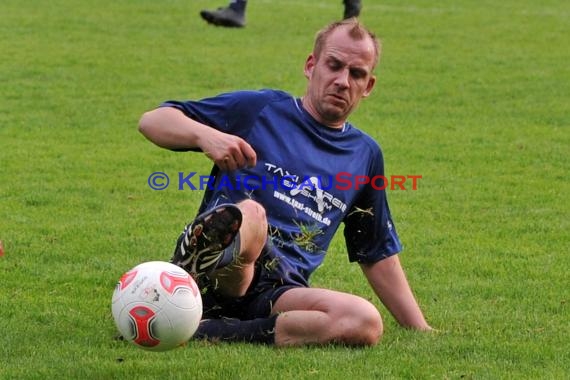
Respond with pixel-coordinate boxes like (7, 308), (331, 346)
(229, 0), (247, 14)
(194, 315), (277, 344)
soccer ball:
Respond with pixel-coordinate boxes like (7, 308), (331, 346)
(111, 261), (202, 351)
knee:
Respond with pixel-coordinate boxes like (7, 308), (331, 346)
(236, 199), (267, 255)
(337, 300), (383, 346)
(237, 199), (267, 226)
(359, 307), (383, 346)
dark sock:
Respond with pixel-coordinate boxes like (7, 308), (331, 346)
(229, 0), (247, 14)
(194, 315), (278, 344)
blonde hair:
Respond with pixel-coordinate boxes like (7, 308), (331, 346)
(313, 18), (381, 69)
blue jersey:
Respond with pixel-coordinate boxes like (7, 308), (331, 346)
(161, 89), (401, 287)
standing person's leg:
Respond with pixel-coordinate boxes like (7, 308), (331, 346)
(343, 0), (362, 19)
(200, 0), (248, 28)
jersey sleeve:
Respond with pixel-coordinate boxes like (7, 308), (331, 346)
(343, 145), (402, 264)
(159, 89), (281, 141)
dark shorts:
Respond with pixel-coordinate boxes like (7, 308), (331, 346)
(200, 274), (297, 320)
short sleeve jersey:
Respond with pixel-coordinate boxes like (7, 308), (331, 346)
(161, 89), (401, 287)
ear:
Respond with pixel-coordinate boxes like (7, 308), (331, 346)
(362, 75), (376, 97)
(304, 54), (316, 79)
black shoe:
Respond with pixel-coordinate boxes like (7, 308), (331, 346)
(200, 6), (246, 28)
(170, 204), (242, 276)
(343, 0), (362, 19)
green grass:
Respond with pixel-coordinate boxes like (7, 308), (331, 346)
(1, 0), (569, 378)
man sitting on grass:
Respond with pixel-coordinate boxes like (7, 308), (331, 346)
(139, 18), (433, 346)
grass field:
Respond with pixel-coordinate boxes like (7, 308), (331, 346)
(1, 0), (568, 378)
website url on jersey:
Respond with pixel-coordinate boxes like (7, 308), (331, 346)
(148, 172), (422, 191)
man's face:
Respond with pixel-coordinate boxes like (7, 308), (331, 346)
(303, 27), (377, 128)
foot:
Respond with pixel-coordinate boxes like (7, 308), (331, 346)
(200, 6), (246, 28)
(171, 204), (242, 276)
(343, 0), (362, 19)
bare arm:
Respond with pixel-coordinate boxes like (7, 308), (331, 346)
(138, 107), (256, 170)
(360, 255), (432, 330)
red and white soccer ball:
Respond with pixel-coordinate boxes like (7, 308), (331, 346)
(111, 261), (202, 351)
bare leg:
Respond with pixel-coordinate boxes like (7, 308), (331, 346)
(272, 287), (383, 346)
